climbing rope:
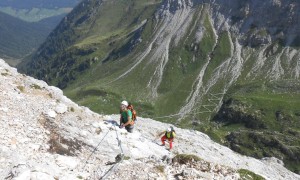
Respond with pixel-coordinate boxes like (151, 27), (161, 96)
(114, 124), (124, 154)
(99, 124), (124, 180)
(80, 126), (112, 171)
(74, 122), (126, 179)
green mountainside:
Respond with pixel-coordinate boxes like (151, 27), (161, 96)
(0, 6), (70, 22)
(0, 12), (64, 65)
(0, 0), (79, 9)
(0, 0), (81, 64)
(19, 0), (300, 173)
(0, 0), (80, 22)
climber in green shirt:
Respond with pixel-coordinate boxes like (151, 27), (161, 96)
(119, 100), (134, 133)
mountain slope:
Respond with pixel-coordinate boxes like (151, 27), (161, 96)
(19, 0), (300, 173)
(19, 0), (300, 115)
(0, 12), (63, 64)
(1, 58), (300, 179)
(0, 0), (78, 9)
(0, 0), (80, 22)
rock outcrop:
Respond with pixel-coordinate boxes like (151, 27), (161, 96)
(1, 58), (299, 179)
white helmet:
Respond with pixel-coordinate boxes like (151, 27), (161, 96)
(167, 127), (171, 132)
(121, 100), (128, 107)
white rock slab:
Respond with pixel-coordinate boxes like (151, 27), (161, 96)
(55, 104), (68, 114)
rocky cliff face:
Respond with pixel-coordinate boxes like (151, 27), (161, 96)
(207, 0), (300, 46)
(1, 58), (300, 179)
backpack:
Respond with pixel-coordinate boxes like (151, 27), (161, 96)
(127, 104), (137, 121)
(170, 126), (175, 132)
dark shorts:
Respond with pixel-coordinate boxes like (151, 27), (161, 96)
(125, 125), (134, 133)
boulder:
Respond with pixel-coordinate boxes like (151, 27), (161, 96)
(46, 110), (57, 119)
(55, 104), (68, 114)
(31, 172), (54, 180)
(55, 155), (79, 170)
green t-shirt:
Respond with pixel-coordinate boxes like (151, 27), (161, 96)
(121, 110), (132, 124)
(165, 131), (176, 139)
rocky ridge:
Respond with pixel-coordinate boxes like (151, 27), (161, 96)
(1, 58), (299, 179)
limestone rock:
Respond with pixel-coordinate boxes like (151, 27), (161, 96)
(31, 172), (55, 180)
(55, 155), (79, 170)
(46, 110), (57, 119)
(14, 170), (31, 180)
(55, 103), (68, 114)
